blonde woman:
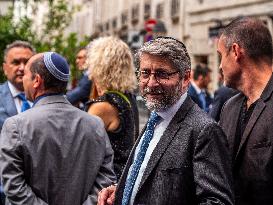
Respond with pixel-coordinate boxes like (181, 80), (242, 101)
(85, 36), (139, 179)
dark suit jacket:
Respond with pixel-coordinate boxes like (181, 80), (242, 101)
(66, 74), (92, 105)
(209, 86), (238, 122)
(188, 83), (212, 112)
(0, 82), (17, 132)
(219, 75), (273, 205)
(115, 96), (234, 205)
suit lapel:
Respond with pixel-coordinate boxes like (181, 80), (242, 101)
(235, 75), (273, 160)
(1, 82), (17, 116)
(235, 100), (265, 159)
(225, 94), (244, 157)
(137, 96), (194, 192)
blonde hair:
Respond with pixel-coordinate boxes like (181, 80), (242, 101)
(86, 36), (137, 93)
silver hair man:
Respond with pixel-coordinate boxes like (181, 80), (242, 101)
(135, 37), (191, 111)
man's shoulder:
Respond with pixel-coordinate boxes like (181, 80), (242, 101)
(222, 92), (243, 110)
(176, 98), (215, 131)
(0, 82), (13, 110)
(0, 81), (9, 94)
(218, 92), (244, 127)
(5, 104), (106, 137)
(217, 86), (238, 98)
(188, 104), (214, 127)
(22, 103), (104, 127)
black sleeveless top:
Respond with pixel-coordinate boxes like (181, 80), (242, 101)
(85, 91), (139, 179)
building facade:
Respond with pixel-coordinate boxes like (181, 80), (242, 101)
(11, 0), (273, 90)
(69, 0), (272, 89)
(0, 0), (14, 15)
(186, 0), (273, 88)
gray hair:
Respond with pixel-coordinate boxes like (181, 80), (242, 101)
(135, 37), (191, 76)
(4, 40), (36, 61)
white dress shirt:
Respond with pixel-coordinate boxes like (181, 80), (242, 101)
(8, 81), (32, 113)
(129, 92), (187, 205)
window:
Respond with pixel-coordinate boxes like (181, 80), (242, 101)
(105, 21), (109, 31)
(171, 0), (180, 23)
(97, 24), (103, 33)
(131, 4), (139, 24)
(156, 3), (164, 19)
(112, 18), (117, 29)
(144, 2), (151, 20)
(171, 0), (180, 16)
(121, 11), (128, 25)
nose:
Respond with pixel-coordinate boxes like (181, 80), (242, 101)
(146, 73), (160, 87)
(18, 62), (26, 71)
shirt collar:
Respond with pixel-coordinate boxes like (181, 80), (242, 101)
(191, 81), (202, 94)
(7, 81), (22, 98)
(157, 92), (188, 121)
(83, 70), (90, 76)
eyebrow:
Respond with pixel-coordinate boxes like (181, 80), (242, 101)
(140, 67), (168, 71)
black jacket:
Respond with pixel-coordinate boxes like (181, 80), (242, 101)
(219, 75), (273, 205)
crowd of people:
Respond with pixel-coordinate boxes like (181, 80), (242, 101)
(0, 16), (272, 205)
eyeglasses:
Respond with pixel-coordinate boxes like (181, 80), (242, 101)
(137, 70), (180, 84)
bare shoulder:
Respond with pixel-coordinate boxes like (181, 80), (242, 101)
(88, 102), (116, 116)
(88, 101), (119, 131)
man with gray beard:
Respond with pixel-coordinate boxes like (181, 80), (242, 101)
(97, 37), (234, 205)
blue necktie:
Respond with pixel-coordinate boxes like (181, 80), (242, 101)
(122, 111), (161, 205)
(199, 91), (207, 111)
(17, 93), (31, 112)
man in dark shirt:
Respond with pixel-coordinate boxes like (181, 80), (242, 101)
(218, 17), (273, 204)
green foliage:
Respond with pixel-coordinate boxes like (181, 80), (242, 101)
(0, 0), (90, 84)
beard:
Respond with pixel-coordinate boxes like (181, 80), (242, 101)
(141, 80), (183, 112)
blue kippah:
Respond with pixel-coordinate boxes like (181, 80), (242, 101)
(43, 52), (70, 82)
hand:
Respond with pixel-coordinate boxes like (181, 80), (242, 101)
(97, 185), (116, 205)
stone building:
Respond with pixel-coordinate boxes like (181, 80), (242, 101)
(70, 0), (272, 89)
(11, 0), (273, 89)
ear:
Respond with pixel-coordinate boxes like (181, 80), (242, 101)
(33, 74), (43, 89)
(231, 43), (242, 62)
(182, 70), (191, 90)
(2, 63), (7, 76)
(197, 75), (204, 83)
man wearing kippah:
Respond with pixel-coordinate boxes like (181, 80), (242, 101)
(0, 52), (116, 205)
